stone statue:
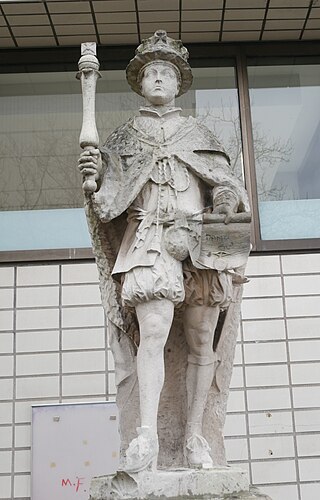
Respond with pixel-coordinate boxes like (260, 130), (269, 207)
(78, 31), (251, 484)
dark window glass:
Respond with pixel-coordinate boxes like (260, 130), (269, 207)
(248, 59), (320, 241)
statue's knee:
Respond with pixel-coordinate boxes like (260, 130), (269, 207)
(188, 352), (216, 366)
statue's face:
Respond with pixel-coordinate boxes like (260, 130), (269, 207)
(140, 62), (179, 106)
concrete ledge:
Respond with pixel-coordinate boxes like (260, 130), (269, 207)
(88, 466), (269, 499)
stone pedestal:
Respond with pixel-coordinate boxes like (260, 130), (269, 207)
(89, 467), (272, 499)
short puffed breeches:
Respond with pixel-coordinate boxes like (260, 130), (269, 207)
(121, 245), (234, 309)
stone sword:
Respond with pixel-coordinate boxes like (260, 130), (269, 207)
(77, 42), (101, 193)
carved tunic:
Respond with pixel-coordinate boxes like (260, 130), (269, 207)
(113, 108), (206, 275)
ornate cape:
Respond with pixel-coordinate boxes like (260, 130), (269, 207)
(85, 115), (249, 467)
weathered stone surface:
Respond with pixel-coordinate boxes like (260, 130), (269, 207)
(79, 29), (257, 500)
(89, 467), (253, 499)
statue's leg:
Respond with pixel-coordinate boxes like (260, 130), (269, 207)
(183, 305), (220, 467)
(124, 298), (174, 472)
(136, 298), (174, 432)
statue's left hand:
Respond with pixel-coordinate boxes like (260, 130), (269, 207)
(212, 204), (235, 224)
(212, 190), (238, 224)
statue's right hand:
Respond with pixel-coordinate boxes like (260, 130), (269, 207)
(77, 148), (102, 180)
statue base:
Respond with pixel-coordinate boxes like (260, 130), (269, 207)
(89, 467), (272, 499)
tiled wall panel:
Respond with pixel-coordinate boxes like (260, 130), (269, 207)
(0, 254), (320, 499)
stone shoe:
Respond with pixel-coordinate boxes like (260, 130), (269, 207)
(124, 426), (159, 473)
(186, 434), (213, 469)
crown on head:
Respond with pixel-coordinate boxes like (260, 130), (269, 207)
(126, 30), (193, 97)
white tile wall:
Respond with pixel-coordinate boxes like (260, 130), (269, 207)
(16, 308), (59, 330)
(16, 330), (59, 353)
(251, 459), (297, 483)
(295, 409), (320, 432)
(14, 449), (30, 473)
(0, 355), (13, 376)
(16, 286), (59, 308)
(0, 255), (320, 500)
(0, 332), (13, 353)
(16, 353), (59, 376)
(243, 276), (282, 297)
(244, 342), (287, 364)
(17, 265), (59, 286)
(225, 438), (248, 461)
(296, 434), (320, 457)
(15, 425), (31, 448)
(242, 319), (286, 341)
(16, 376), (59, 399)
(224, 414), (247, 437)
(0, 267), (14, 287)
(262, 484), (299, 500)
(0, 379), (13, 400)
(14, 474), (30, 498)
(245, 255), (280, 275)
(0, 403), (13, 424)
(284, 274), (320, 295)
(0, 426), (12, 448)
(287, 316), (320, 339)
(289, 339), (320, 361)
(0, 476), (11, 499)
(62, 263), (99, 284)
(62, 350), (105, 373)
(245, 364), (289, 387)
(293, 386), (320, 408)
(282, 253), (320, 274)
(286, 296), (320, 317)
(226, 390), (245, 412)
(0, 288), (14, 308)
(241, 297), (284, 320)
(247, 388), (291, 411)
(62, 305), (104, 328)
(248, 411), (293, 435)
(0, 310), (13, 331)
(62, 373), (106, 397)
(62, 283), (101, 305)
(298, 457), (320, 481)
(300, 482), (320, 499)
(0, 450), (12, 473)
(250, 435), (295, 460)
(229, 365), (244, 388)
(291, 362), (320, 384)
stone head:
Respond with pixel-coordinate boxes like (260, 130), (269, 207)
(126, 30), (193, 98)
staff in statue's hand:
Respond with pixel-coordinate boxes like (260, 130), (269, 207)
(77, 42), (101, 193)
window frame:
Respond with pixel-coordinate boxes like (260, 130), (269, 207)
(1, 40), (320, 262)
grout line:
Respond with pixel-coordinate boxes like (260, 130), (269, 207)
(58, 265), (62, 403)
(0, 4), (18, 47)
(239, 315), (253, 484)
(89, 0), (101, 45)
(280, 255), (302, 500)
(299, 0), (315, 40)
(134, 0), (141, 44)
(218, 0), (226, 42)
(10, 266), (17, 499)
(259, 0), (271, 41)
(43, 1), (59, 46)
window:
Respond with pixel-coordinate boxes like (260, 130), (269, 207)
(1, 44), (320, 260)
(248, 58), (320, 242)
(0, 62), (240, 259)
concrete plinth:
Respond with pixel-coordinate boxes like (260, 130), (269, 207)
(89, 467), (271, 499)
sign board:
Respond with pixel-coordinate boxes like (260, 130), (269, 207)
(32, 402), (120, 500)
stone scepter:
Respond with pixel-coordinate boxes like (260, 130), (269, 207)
(77, 42), (101, 193)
